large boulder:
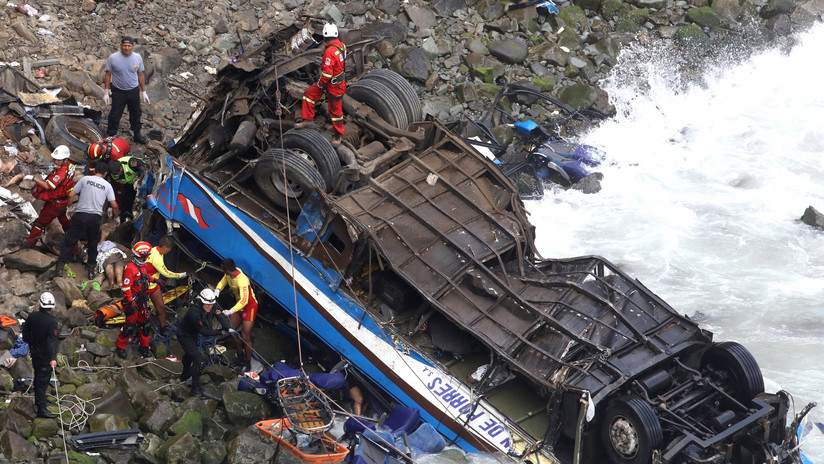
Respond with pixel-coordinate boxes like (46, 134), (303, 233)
(226, 430), (276, 464)
(222, 391), (274, 426)
(3, 248), (56, 272)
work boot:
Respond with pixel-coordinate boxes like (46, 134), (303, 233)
(294, 119), (313, 129)
(115, 348), (127, 359)
(232, 355), (245, 367)
(37, 407), (58, 419)
(133, 133), (147, 145)
(85, 263), (96, 280)
(158, 325), (168, 337)
(54, 263), (65, 278)
(139, 346), (153, 359)
(331, 133), (342, 145)
(189, 386), (204, 399)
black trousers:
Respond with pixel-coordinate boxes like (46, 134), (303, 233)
(33, 358), (51, 410)
(178, 334), (203, 388)
(58, 212), (102, 265)
(107, 86), (141, 136)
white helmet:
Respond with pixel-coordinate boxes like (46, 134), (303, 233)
(40, 292), (56, 310)
(51, 145), (71, 160)
(199, 288), (217, 305)
(322, 23), (338, 38)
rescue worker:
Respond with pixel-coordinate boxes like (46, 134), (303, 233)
(145, 236), (187, 335)
(177, 288), (235, 398)
(296, 23), (346, 145)
(25, 145), (75, 248)
(116, 242), (157, 359)
(22, 292), (59, 418)
(86, 136), (130, 175)
(215, 258), (258, 373)
(108, 156), (147, 223)
(55, 161), (119, 278)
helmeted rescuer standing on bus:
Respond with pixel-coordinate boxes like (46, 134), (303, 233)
(296, 23), (346, 145)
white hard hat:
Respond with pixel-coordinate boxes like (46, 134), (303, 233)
(51, 145), (70, 160)
(322, 23), (338, 38)
(40, 292), (56, 309)
(199, 288), (217, 305)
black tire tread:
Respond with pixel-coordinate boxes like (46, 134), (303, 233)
(362, 69), (423, 124)
(255, 148), (326, 211)
(348, 79), (409, 130)
(601, 396), (663, 464)
(280, 128), (341, 191)
(703, 341), (764, 401)
(44, 115), (105, 163)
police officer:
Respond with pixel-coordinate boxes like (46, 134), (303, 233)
(177, 288), (234, 398)
(108, 156), (146, 223)
(22, 292), (60, 418)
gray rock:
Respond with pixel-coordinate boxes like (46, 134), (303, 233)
(761, 0), (795, 18)
(7, 278), (37, 297)
(60, 69), (105, 99)
(361, 20), (408, 46)
(0, 430), (37, 461)
(76, 382), (108, 401)
(151, 48), (183, 76)
(376, 0), (402, 15)
(139, 399), (178, 436)
(488, 38), (529, 64)
(222, 391), (274, 426)
(201, 440), (228, 464)
(475, 0), (506, 20)
(390, 47), (433, 83)
(405, 5), (438, 30)
(11, 20), (38, 44)
(433, 0), (466, 15)
(157, 432), (200, 464)
(0, 410), (32, 438)
(232, 9), (259, 32)
(226, 430), (276, 464)
(3, 248), (56, 272)
(801, 206), (824, 229)
(88, 413), (131, 433)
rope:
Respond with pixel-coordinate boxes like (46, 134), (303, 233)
(52, 365), (70, 464)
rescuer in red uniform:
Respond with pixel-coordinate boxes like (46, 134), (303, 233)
(25, 146), (75, 248)
(297, 23), (347, 144)
(116, 241), (157, 359)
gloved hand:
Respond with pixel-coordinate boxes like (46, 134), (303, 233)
(214, 288), (220, 297)
(23, 174), (34, 181)
(222, 308), (236, 317)
(141, 91), (150, 103)
(228, 328), (239, 337)
(179, 272), (188, 279)
(103, 88), (111, 105)
(124, 301), (136, 316)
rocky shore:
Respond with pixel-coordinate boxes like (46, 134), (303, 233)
(2, 0), (823, 462)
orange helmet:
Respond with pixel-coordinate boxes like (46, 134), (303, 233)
(132, 241), (152, 259)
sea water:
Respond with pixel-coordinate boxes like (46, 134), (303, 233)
(529, 22), (824, 462)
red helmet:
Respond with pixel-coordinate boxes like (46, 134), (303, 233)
(88, 137), (130, 161)
(132, 241), (152, 259)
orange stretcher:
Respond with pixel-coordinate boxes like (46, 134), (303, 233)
(93, 286), (190, 327)
(254, 418), (349, 463)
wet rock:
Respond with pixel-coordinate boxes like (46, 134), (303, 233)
(0, 430), (37, 461)
(761, 0), (796, 18)
(801, 206), (824, 229)
(170, 410), (202, 438)
(687, 6), (721, 28)
(558, 82), (599, 109)
(488, 38), (529, 64)
(3, 248), (56, 272)
(226, 430), (276, 464)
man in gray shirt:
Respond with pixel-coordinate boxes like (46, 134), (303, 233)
(55, 161), (119, 278)
(104, 37), (149, 144)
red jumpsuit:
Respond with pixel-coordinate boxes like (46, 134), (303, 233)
(116, 261), (156, 350)
(301, 39), (347, 135)
(26, 161), (75, 247)
(88, 137), (129, 175)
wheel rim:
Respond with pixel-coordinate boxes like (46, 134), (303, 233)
(290, 148), (319, 170)
(609, 415), (640, 458)
(270, 172), (303, 199)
